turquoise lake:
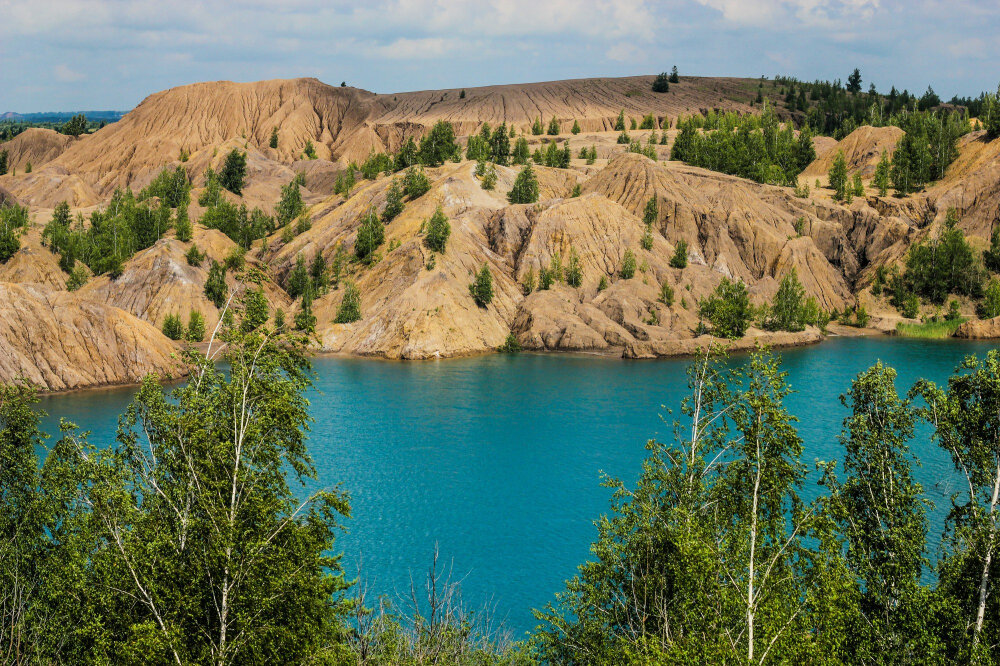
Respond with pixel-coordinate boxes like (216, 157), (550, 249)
(36, 336), (1000, 636)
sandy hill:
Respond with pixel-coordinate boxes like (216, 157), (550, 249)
(802, 126), (904, 180)
(0, 128), (77, 172)
(2, 75), (771, 207)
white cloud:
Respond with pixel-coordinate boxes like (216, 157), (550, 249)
(53, 64), (85, 82)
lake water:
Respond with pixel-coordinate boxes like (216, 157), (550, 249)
(35, 336), (1000, 636)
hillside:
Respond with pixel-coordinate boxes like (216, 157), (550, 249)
(0, 75), (998, 389)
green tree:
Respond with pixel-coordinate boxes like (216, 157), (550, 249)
(507, 164), (539, 204)
(670, 239), (688, 269)
(354, 209), (385, 263)
(219, 148), (247, 195)
(204, 259), (228, 308)
(547, 117), (560, 135)
(512, 137), (531, 165)
(186, 309), (206, 341)
(402, 166), (431, 200)
(669, 65), (680, 83)
(829, 150), (849, 200)
(334, 281), (362, 324)
(652, 72), (670, 93)
(469, 263), (494, 307)
(269, 126), (279, 149)
(287, 254), (311, 299)
(423, 206), (451, 253)
(161, 313), (184, 340)
(827, 363), (932, 661)
(241, 288), (270, 332)
(531, 117), (543, 135)
(571, 120), (581, 135)
(275, 178), (305, 226)
(382, 179), (405, 223)
(847, 68), (863, 94)
(565, 247), (583, 287)
(700, 278), (752, 338)
(918, 351), (1000, 661)
(0, 148), (8, 175)
(418, 120), (459, 166)
(619, 249), (636, 279)
(614, 109), (626, 132)
(980, 278), (1000, 319)
(766, 269), (807, 331)
(874, 150), (891, 196)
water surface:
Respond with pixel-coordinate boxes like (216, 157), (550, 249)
(37, 337), (999, 635)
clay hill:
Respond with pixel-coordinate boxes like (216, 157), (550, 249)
(0, 74), (998, 391)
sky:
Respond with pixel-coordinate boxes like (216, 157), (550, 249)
(1, 0), (998, 112)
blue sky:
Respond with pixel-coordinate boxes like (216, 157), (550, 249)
(1, 0), (997, 112)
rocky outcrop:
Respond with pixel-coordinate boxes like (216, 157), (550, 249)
(802, 126), (904, 180)
(0, 283), (186, 391)
(0, 128), (77, 172)
(954, 316), (1000, 339)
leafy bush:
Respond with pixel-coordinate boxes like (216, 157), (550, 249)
(699, 278), (752, 338)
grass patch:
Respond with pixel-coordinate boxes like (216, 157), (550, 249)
(895, 318), (966, 339)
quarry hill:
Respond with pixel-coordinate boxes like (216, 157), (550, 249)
(1, 73), (998, 390)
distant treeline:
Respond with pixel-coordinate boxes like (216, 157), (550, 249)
(0, 111), (125, 141)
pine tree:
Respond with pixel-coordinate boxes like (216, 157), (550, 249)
(423, 206), (451, 252)
(874, 150), (891, 196)
(286, 254), (311, 299)
(507, 164), (539, 204)
(269, 126), (279, 149)
(532, 117), (544, 135)
(219, 149), (247, 195)
(670, 239), (688, 268)
(669, 65), (680, 83)
(829, 150), (849, 200)
(547, 117), (560, 136)
(571, 120), (581, 135)
(614, 109), (626, 132)
(381, 180), (404, 223)
(240, 288), (270, 332)
(565, 248), (583, 287)
(353, 209), (384, 263)
(161, 313), (184, 340)
(186, 309), (206, 341)
(619, 249), (636, 279)
(652, 72), (670, 93)
(512, 137), (531, 165)
(847, 68), (862, 94)
(334, 281), (362, 323)
(469, 263), (494, 307)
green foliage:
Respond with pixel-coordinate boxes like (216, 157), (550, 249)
(983, 227), (1000, 273)
(402, 166), (431, 200)
(219, 148), (247, 195)
(334, 167), (356, 197)
(640, 225), (653, 251)
(241, 288), (270, 332)
(614, 109), (626, 132)
(201, 199), (274, 249)
(204, 259), (228, 308)
(642, 196), (658, 226)
(978, 278), (1000, 318)
(565, 248), (583, 287)
(66, 264), (88, 291)
(476, 160), (498, 190)
(418, 120), (459, 166)
(659, 280), (674, 305)
(498, 333), (522, 353)
(186, 309), (206, 341)
(874, 150), (891, 196)
(531, 116), (543, 135)
(765, 269), (808, 331)
(174, 204), (192, 241)
(521, 266), (536, 294)
(669, 239), (688, 268)
(334, 281), (362, 324)
(669, 65), (680, 83)
(903, 212), (984, 304)
(294, 288), (316, 332)
(0, 202), (28, 262)
(275, 178), (305, 226)
(269, 126), (279, 149)
(652, 72), (670, 93)
(161, 312), (184, 340)
(198, 167), (223, 207)
(570, 183), (581, 197)
(310, 251), (329, 294)
(895, 318), (965, 338)
(671, 109), (816, 185)
(354, 209), (385, 263)
(639, 114), (657, 130)
(619, 249), (636, 279)
(139, 166), (190, 208)
(381, 180), (405, 223)
(469, 263), (494, 307)
(891, 111), (968, 194)
(42, 188), (172, 276)
(511, 137), (530, 165)
(616, 130), (630, 144)
(423, 206), (451, 253)
(700, 277), (752, 338)
(361, 150), (392, 179)
(571, 120), (581, 135)
(0, 148), (7, 175)
(303, 139), (317, 159)
(61, 112), (87, 136)
(546, 117), (560, 135)
(829, 150), (849, 200)
(507, 164), (539, 204)
(286, 254), (311, 299)
(185, 243), (204, 266)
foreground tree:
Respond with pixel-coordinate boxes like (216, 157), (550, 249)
(919, 352), (1000, 663)
(219, 149), (247, 195)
